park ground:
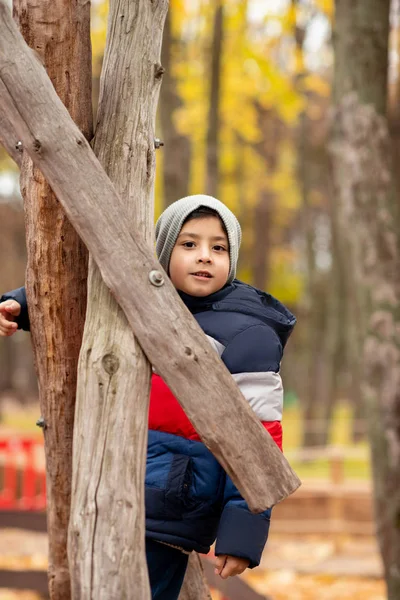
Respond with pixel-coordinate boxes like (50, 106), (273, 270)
(0, 398), (384, 600)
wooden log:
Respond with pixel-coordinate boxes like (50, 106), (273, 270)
(0, 1), (301, 512)
(11, 0), (92, 598)
(67, 0), (167, 597)
(179, 553), (212, 600)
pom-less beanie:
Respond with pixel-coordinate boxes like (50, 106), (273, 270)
(155, 195), (242, 284)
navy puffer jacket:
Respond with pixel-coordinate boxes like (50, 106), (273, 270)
(1, 282), (295, 567)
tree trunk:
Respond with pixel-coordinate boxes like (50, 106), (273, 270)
(159, 10), (191, 207)
(252, 106), (281, 291)
(252, 191), (273, 290)
(179, 553), (212, 600)
(316, 167), (345, 447)
(68, 1), (168, 597)
(206, 1), (224, 197)
(11, 0), (92, 598)
(389, 0), (400, 201)
(331, 1), (400, 596)
(0, 3), (301, 514)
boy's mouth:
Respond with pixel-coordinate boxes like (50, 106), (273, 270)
(191, 271), (213, 279)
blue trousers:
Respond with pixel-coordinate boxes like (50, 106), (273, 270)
(146, 538), (189, 600)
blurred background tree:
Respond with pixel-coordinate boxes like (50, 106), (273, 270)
(1, 0), (399, 452)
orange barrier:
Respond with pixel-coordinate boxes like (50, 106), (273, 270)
(0, 437), (46, 510)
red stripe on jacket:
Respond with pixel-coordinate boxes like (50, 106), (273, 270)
(148, 374), (283, 451)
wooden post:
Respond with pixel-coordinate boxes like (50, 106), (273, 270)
(0, 1), (301, 513)
(9, 1), (92, 598)
(68, 0), (168, 597)
(179, 553), (212, 600)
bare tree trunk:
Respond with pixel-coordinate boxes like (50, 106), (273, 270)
(389, 0), (400, 198)
(316, 169), (345, 447)
(206, 1), (224, 197)
(0, 3), (301, 515)
(252, 191), (273, 290)
(252, 106), (281, 291)
(296, 109), (331, 447)
(159, 9), (191, 206)
(331, 1), (400, 596)
(11, 0), (92, 598)
(67, 1), (168, 597)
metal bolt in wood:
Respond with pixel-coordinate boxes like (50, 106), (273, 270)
(149, 270), (165, 286)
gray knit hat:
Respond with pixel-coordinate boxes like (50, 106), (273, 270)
(155, 195), (242, 284)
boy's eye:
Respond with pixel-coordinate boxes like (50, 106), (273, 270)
(213, 245), (227, 252)
(182, 241), (195, 248)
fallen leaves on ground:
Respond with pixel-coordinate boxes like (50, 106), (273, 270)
(0, 529), (386, 600)
(244, 571), (385, 600)
(0, 593), (41, 600)
(0, 530), (47, 571)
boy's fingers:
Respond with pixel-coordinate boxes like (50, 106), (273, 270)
(0, 302), (20, 337)
(0, 320), (18, 331)
(0, 321), (18, 330)
(0, 300), (21, 318)
(219, 557), (249, 579)
(220, 561), (234, 579)
(214, 555), (227, 576)
(0, 322), (18, 336)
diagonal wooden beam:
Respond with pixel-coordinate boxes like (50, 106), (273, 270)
(0, 0), (301, 512)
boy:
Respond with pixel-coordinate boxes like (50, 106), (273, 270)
(0, 194), (296, 599)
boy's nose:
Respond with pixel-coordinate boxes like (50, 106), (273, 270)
(197, 253), (212, 264)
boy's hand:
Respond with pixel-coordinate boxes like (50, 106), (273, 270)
(214, 554), (250, 579)
(0, 300), (21, 337)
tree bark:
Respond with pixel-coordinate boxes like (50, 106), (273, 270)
(11, 0), (92, 598)
(0, 3), (301, 513)
(252, 105), (281, 291)
(68, 1), (168, 597)
(252, 191), (273, 290)
(206, 1), (224, 197)
(331, 1), (400, 596)
(178, 553), (212, 600)
(159, 9), (191, 207)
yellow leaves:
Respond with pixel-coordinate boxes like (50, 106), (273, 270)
(243, 49), (304, 124)
(302, 74), (331, 98)
(269, 141), (301, 213)
(285, 4), (297, 32)
(245, 569), (385, 600)
(170, 0), (186, 14)
(91, 0), (108, 75)
(0, 149), (18, 173)
(170, 0), (189, 37)
(269, 247), (304, 305)
(314, 0), (334, 19)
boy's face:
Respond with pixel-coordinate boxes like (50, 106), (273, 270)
(169, 216), (230, 297)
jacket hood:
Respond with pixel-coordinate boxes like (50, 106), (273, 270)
(179, 279), (296, 349)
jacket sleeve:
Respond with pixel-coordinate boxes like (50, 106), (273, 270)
(215, 324), (283, 567)
(0, 287), (30, 332)
(215, 477), (271, 568)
